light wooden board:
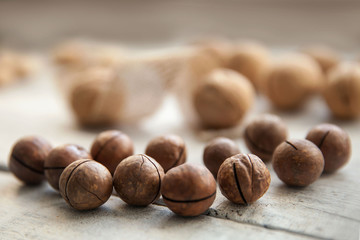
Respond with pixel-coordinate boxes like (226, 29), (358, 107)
(0, 61), (359, 240)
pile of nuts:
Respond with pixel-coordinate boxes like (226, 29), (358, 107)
(53, 40), (360, 129)
(7, 115), (352, 217)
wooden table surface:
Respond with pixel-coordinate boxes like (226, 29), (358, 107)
(0, 58), (359, 240)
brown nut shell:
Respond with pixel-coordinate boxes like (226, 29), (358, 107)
(59, 159), (113, 210)
(323, 62), (360, 119)
(218, 154), (271, 204)
(91, 130), (134, 175)
(301, 46), (339, 74)
(161, 163), (216, 217)
(145, 134), (186, 172)
(113, 154), (164, 206)
(306, 123), (351, 173)
(44, 144), (92, 190)
(8, 136), (52, 185)
(203, 137), (240, 178)
(273, 139), (324, 187)
(244, 114), (288, 162)
(263, 53), (323, 109)
(228, 42), (270, 90)
(193, 69), (255, 129)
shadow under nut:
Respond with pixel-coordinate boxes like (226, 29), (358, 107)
(113, 154), (164, 206)
(162, 192), (216, 217)
(218, 154), (271, 204)
(59, 159), (113, 210)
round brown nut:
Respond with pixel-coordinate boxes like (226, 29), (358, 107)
(217, 154), (271, 204)
(161, 163), (216, 217)
(113, 154), (164, 206)
(323, 62), (360, 119)
(59, 159), (112, 210)
(145, 134), (186, 172)
(263, 53), (323, 110)
(8, 136), (52, 185)
(244, 114), (288, 162)
(203, 137), (240, 178)
(301, 46), (339, 74)
(91, 130), (134, 175)
(228, 42), (270, 91)
(306, 123), (351, 173)
(44, 144), (92, 190)
(193, 69), (255, 129)
(273, 139), (324, 187)
(70, 67), (125, 127)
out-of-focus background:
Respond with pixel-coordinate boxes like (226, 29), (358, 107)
(0, 0), (359, 51)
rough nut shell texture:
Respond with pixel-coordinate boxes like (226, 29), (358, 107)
(218, 154), (271, 204)
(113, 154), (164, 206)
(273, 139), (324, 187)
(161, 163), (216, 217)
(59, 159), (113, 210)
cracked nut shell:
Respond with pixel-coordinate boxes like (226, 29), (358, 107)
(44, 144), (92, 190)
(59, 159), (113, 210)
(161, 163), (216, 217)
(306, 123), (351, 173)
(145, 134), (186, 172)
(9, 136), (52, 185)
(273, 139), (324, 187)
(113, 154), (164, 206)
(91, 130), (134, 175)
(218, 153), (271, 204)
(244, 114), (288, 162)
(203, 137), (240, 179)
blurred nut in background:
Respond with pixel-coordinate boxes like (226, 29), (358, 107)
(228, 42), (270, 91)
(306, 123), (351, 173)
(188, 37), (233, 67)
(217, 153), (271, 204)
(8, 136), (52, 185)
(161, 163), (216, 217)
(323, 62), (360, 119)
(193, 69), (255, 129)
(44, 144), (92, 190)
(203, 137), (240, 178)
(174, 46), (226, 125)
(301, 46), (339, 74)
(244, 114), (288, 162)
(145, 134), (187, 172)
(91, 130), (134, 175)
(59, 159), (113, 211)
(263, 53), (323, 110)
(273, 139), (324, 187)
(113, 154), (164, 206)
(69, 66), (124, 127)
